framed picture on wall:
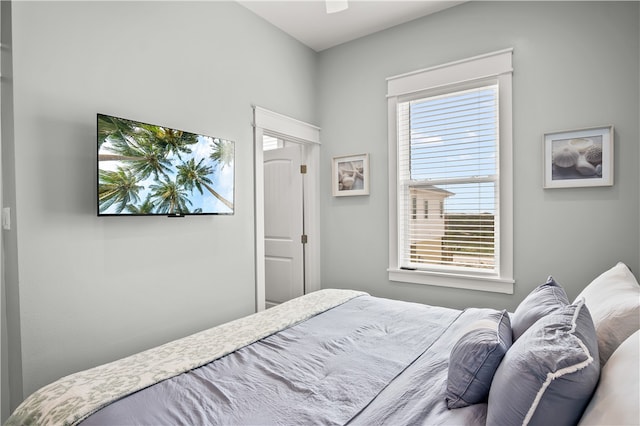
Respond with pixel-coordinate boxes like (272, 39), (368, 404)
(332, 153), (370, 196)
(543, 125), (614, 189)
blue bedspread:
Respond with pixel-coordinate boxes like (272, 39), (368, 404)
(81, 295), (488, 425)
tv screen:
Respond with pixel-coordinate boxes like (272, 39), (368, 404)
(97, 114), (234, 216)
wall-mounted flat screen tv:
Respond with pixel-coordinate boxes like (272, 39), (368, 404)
(97, 113), (234, 216)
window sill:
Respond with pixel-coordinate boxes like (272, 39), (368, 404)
(388, 268), (514, 294)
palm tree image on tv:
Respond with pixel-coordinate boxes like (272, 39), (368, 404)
(98, 114), (234, 215)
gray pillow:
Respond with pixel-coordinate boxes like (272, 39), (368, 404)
(487, 299), (600, 426)
(511, 276), (569, 341)
(446, 309), (512, 409)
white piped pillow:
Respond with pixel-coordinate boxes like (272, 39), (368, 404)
(487, 299), (600, 426)
(575, 262), (640, 366)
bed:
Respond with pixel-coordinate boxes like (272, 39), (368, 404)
(6, 262), (640, 426)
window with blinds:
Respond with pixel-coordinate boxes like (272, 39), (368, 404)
(398, 85), (499, 273)
(387, 49), (514, 292)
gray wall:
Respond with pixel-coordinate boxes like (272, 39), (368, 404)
(6, 0), (316, 405)
(2, 0), (21, 418)
(317, 1), (639, 311)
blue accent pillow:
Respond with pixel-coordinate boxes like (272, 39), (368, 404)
(511, 276), (569, 341)
(487, 299), (600, 426)
(446, 309), (512, 409)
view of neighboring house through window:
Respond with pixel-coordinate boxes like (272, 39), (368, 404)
(387, 49), (514, 293)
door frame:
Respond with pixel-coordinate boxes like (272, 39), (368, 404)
(253, 106), (321, 312)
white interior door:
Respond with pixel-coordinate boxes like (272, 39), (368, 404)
(253, 106), (321, 313)
(264, 144), (305, 308)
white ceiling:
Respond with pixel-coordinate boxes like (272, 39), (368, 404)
(237, 0), (466, 52)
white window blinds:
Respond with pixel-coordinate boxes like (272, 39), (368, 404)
(398, 84), (499, 273)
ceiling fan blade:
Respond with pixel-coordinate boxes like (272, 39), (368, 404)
(326, 0), (349, 14)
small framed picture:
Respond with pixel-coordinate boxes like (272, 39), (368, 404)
(332, 153), (370, 196)
(543, 125), (613, 189)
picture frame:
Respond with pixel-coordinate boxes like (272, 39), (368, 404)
(543, 125), (613, 189)
(332, 153), (370, 196)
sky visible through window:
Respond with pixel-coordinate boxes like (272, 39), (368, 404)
(409, 86), (497, 215)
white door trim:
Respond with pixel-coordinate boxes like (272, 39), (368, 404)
(253, 106), (321, 312)
(254, 106), (320, 144)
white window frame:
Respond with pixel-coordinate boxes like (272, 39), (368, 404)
(387, 49), (514, 294)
